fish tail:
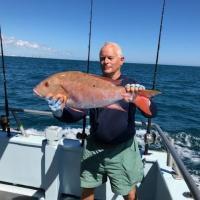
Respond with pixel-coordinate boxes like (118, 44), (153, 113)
(134, 96), (152, 116)
(137, 89), (161, 98)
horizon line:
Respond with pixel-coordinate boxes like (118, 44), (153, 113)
(3, 55), (200, 68)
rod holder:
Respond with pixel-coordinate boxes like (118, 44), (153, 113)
(45, 126), (63, 146)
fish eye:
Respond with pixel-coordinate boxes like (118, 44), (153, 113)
(44, 82), (49, 87)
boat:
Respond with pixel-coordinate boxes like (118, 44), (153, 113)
(0, 107), (200, 200)
(0, 0), (200, 199)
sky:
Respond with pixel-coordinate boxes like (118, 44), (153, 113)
(0, 0), (200, 66)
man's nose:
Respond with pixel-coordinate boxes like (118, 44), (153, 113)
(104, 57), (109, 63)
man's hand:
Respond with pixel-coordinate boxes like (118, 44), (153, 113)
(46, 98), (63, 117)
(46, 93), (67, 105)
(123, 83), (146, 102)
(125, 83), (145, 93)
(46, 94), (66, 117)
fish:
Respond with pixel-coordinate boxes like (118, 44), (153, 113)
(33, 71), (161, 112)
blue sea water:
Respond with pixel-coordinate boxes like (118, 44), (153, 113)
(0, 56), (199, 183)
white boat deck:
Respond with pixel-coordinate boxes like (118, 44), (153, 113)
(142, 150), (191, 200)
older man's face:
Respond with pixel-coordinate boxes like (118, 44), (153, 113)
(100, 45), (124, 78)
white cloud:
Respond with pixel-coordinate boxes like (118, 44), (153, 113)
(3, 36), (42, 49)
(2, 35), (71, 59)
(16, 40), (40, 49)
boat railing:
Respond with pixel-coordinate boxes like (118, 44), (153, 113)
(1, 107), (200, 200)
(151, 123), (200, 200)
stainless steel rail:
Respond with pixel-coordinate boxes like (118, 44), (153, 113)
(9, 107), (53, 117)
(152, 123), (200, 200)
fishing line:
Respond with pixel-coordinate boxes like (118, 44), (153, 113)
(145, 0), (166, 154)
(0, 26), (11, 136)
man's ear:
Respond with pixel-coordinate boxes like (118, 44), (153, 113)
(121, 56), (125, 63)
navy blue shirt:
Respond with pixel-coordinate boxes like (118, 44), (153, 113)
(56, 75), (157, 145)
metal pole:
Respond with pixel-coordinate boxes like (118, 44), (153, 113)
(8, 107), (53, 116)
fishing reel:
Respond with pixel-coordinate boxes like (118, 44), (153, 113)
(144, 130), (157, 145)
(143, 130), (158, 155)
(76, 132), (88, 140)
(0, 115), (9, 131)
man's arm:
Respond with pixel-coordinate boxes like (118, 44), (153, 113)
(55, 107), (86, 123)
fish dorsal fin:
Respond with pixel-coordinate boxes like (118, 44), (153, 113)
(89, 74), (122, 86)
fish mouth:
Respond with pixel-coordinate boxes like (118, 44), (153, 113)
(33, 88), (42, 97)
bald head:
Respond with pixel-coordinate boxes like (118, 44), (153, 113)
(99, 42), (123, 57)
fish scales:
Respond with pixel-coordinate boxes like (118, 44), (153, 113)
(60, 72), (124, 108)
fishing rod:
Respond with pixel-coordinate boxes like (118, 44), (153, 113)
(86, 0), (93, 73)
(0, 26), (11, 136)
(152, 0), (166, 90)
(144, 0), (166, 154)
(77, 0), (94, 145)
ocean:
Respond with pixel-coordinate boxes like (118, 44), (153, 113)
(0, 56), (199, 186)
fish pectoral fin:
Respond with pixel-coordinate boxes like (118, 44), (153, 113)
(62, 95), (68, 105)
(105, 103), (126, 112)
(137, 89), (161, 98)
(68, 107), (85, 113)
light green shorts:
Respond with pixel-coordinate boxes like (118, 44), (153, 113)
(80, 136), (144, 196)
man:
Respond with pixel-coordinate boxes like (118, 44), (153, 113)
(47, 42), (157, 200)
